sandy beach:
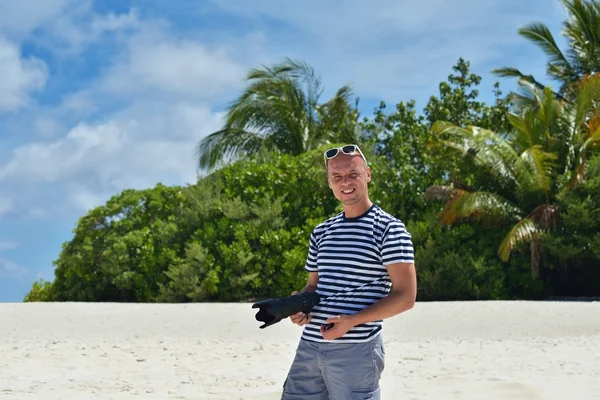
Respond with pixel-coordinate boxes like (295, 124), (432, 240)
(1, 300), (599, 399)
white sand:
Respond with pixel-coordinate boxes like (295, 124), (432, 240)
(1, 301), (599, 399)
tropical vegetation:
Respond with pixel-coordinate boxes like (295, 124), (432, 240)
(25, 0), (600, 303)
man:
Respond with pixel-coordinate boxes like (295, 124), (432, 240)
(281, 144), (417, 400)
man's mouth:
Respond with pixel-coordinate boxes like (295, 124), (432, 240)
(341, 188), (355, 195)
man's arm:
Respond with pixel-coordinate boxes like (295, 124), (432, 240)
(300, 271), (319, 293)
(320, 262), (416, 339)
(347, 262), (416, 326)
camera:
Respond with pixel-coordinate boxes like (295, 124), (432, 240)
(252, 291), (321, 329)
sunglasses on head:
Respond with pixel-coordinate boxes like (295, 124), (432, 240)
(324, 145), (368, 166)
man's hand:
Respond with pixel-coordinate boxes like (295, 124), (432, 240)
(289, 291), (312, 326)
(320, 315), (353, 340)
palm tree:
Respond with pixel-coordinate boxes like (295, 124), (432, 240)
(493, 0), (600, 100)
(195, 58), (360, 170)
(425, 78), (600, 278)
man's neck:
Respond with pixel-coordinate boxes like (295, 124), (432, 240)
(343, 199), (373, 219)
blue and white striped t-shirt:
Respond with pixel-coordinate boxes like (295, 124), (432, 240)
(301, 203), (414, 343)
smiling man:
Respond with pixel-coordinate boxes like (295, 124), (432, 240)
(281, 144), (417, 400)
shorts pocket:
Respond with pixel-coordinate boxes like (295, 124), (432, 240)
(351, 387), (381, 400)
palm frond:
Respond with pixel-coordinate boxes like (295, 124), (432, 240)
(538, 86), (562, 143)
(563, 104), (600, 191)
(514, 145), (558, 198)
(246, 57), (311, 81)
(561, 73), (600, 185)
(570, 77), (600, 127)
(452, 191), (522, 223)
(195, 128), (267, 170)
(437, 188), (468, 225)
(426, 185), (522, 226)
(423, 185), (459, 203)
(221, 73), (311, 155)
(561, 0), (600, 82)
(312, 84), (358, 147)
(274, 58), (325, 143)
(518, 22), (573, 75)
(507, 81), (566, 155)
(498, 217), (541, 262)
(580, 123), (600, 157)
(565, 159), (588, 191)
(431, 121), (519, 188)
(507, 112), (537, 150)
(511, 80), (564, 114)
(491, 67), (547, 91)
(493, 67), (569, 104)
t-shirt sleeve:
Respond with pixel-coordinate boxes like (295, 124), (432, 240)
(382, 221), (414, 265)
(304, 231), (319, 272)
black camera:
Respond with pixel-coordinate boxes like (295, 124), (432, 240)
(252, 291), (321, 329)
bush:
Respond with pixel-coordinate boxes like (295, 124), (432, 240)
(410, 211), (541, 300)
(23, 279), (54, 302)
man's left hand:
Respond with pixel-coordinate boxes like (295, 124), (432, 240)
(320, 315), (353, 340)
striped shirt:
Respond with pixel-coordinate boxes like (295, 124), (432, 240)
(301, 203), (414, 343)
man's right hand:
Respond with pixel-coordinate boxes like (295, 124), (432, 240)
(289, 291), (312, 326)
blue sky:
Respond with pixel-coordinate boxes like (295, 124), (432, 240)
(0, 0), (568, 302)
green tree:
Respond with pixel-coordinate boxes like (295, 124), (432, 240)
(494, 0), (600, 99)
(426, 78), (600, 279)
(25, 145), (408, 303)
(359, 58), (512, 221)
(23, 279), (54, 302)
(48, 184), (185, 302)
(541, 153), (600, 296)
(408, 210), (541, 301)
(196, 58), (360, 170)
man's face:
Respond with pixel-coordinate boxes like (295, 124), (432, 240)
(326, 154), (371, 206)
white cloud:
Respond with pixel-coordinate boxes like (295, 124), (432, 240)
(0, 0), (140, 57)
(208, 0), (560, 102)
(91, 8), (140, 33)
(0, 258), (27, 278)
(0, 101), (224, 215)
(101, 26), (245, 100)
(211, 0), (553, 45)
(0, 7), (253, 219)
(0, 120), (128, 183)
(0, 37), (48, 111)
(0, 0), (73, 37)
(34, 117), (64, 138)
(60, 91), (97, 114)
(44, 6), (140, 54)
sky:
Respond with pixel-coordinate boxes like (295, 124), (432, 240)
(0, 0), (568, 302)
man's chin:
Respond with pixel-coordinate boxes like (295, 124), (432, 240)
(339, 197), (359, 206)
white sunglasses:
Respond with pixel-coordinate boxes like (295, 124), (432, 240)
(323, 144), (368, 166)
